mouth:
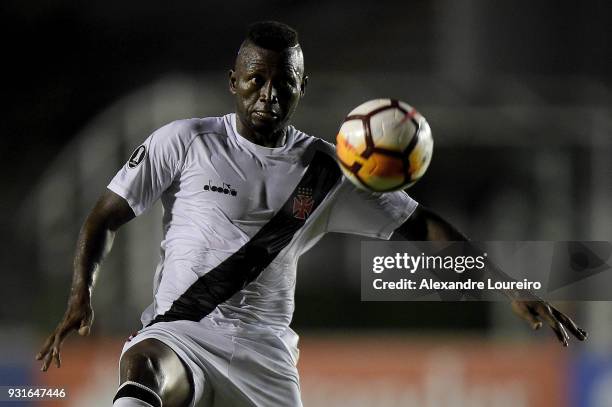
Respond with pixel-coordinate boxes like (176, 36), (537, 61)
(253, 110), (279, 121)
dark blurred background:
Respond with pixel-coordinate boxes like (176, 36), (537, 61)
(2, 1), (612, 406)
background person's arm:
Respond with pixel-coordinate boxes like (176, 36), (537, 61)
(36, 189), (135, 371)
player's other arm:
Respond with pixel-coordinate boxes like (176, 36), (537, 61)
(393, 204), (587, 346)
(36, 190), (135, 371)
(393, 204), (467, 241)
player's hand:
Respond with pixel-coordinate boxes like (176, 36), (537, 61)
(36, 295), (94, 371)
(511, 300), (587, 347)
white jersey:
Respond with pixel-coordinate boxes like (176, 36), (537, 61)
(108, 113), (417, 337)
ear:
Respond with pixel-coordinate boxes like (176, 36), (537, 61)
(300, 75), (308, 97)
(229, 69), (237, 94)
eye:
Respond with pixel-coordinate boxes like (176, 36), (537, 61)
(249, 75), (265, 86)
(274, 77), (296, 92)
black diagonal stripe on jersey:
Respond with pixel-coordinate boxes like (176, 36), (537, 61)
(148, 150), (341, 326)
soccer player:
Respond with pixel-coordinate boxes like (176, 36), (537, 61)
(37, 21), (587, 407)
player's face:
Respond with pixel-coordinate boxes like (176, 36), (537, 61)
(229, 44), (307, 140)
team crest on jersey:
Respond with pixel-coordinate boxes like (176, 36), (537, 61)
(292, 187), (314, 220)
(128, 145), (146, 169)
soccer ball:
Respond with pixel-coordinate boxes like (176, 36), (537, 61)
(335, 99), (433, 192)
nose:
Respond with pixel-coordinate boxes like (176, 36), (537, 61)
(259, 80), (278, 104)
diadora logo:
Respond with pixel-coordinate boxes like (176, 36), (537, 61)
(204, 180), (238, 196)
(292, 187), (314, 220)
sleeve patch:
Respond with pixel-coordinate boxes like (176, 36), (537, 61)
(128, 145), (147, 169)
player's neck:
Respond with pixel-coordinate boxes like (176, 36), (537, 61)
(236, 122), (287, 148)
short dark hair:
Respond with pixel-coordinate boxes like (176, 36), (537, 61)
(245, 21), (299, 51)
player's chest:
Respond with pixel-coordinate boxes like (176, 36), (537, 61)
(175, 147), (307, 221)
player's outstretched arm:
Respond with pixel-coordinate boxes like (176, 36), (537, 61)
(393, 204), (588, 346)
(36, 189), (135, 371)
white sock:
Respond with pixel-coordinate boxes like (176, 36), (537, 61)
(113, 397), (155, 407)
(113, 381), (162, 407)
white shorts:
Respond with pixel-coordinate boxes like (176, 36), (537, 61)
(119, 320), (302, 407)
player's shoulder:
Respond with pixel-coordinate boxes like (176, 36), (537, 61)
(152, 116), (227, 145)
(314, 138), (336, 158)
(289, 126), (336, 158)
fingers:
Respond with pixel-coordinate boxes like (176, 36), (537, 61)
(41, 342), (62, 372)
(78, 311), (94, 336)
(551, 306), (588, 341)
(37, 332), (58, 371)
(41, 346), (54, 372)
(551, 321), (570, 347)
(535, 303), (571, 347)
(524, 303), (544, 330)
(53, 348), (62, 369)
(51, 332), (64, 369)
(36, 334), (54, 361)
(511, 301), (542, 330)
(524, 301), (588, 347)
(37, 305), (94, 371)
(38, 323), (71, 371)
